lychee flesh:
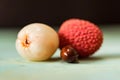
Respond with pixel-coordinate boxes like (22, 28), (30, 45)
(58, 19), (103, 58)
(16, 23), (59, 61)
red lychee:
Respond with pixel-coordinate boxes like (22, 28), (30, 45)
(58, 18), (103, 58)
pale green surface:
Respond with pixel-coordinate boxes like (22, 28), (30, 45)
(0, 25), (120, 80)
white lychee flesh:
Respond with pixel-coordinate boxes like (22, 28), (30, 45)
(16, 23), (59, 61)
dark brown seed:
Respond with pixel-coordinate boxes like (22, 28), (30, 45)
(60, 45), (79, 63)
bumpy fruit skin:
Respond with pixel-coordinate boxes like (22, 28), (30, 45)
(16, 23), (59, 61)
(58, 19), (103, 58)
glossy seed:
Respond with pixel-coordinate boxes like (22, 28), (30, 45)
(60, 45), (79, 63)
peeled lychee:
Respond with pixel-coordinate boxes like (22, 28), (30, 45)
(58, 19), (103, 58)
(16, 23), (59, 61)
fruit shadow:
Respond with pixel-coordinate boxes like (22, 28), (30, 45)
(79, 53), (120, 63)
(45, 53), (120, 63)
(79, 56), (103, 64)
(45, 56), (103, 63)
(45, 57), (61, 62)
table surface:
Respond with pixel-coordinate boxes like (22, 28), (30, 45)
(0, 25), (120, 80)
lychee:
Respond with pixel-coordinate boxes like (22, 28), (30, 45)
(58, 19), (103, 58)
(16, 23), (59, 61)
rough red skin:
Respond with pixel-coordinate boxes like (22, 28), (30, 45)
(58, 19), (103, 58)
